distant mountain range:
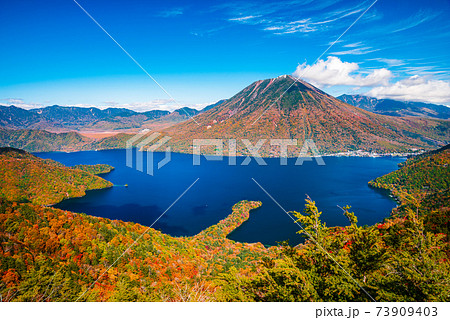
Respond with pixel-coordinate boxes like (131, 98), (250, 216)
(0, 104), (202, 131)
(2, 93), (448, 134)
(1, 76), (449, 154)
(337, 94), (450, 119)
(162, 75), (449, 155)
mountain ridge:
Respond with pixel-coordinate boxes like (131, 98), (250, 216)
(337, 94), (450, 119)
(161, 75), (449, 155)
(0, 104), (204, 131)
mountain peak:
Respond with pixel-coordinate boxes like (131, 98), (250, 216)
(275, 74), (291, 79)
(163, 76), (449, 155)
(268, 74), (300, 84)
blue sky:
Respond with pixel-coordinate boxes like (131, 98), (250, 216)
(1, 0), (449, 111)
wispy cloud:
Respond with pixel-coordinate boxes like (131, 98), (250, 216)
(228, 15), (262, 22)
(269, 19), (317, 35)
(370, 58), (405, 67)
(394, 63), (450, 80)
(330, 40), (380, 56)
(342, 42), (363, 48)
(331, 47), (379, 55)
(219, 0), (377, 36)
(190, 26), (226, 37)
(157, 7), (184, 18)
(393, 10), (439, 33)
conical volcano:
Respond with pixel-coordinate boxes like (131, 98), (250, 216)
(163, 75), (449, 156)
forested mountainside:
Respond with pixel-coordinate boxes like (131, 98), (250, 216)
(0, 128), (133, 153)
(369, 144), (449, 239)
(0, 128), (91, 152)
(0, 105), (202, 131)
(0, 148), (274, 301)
(71, 164), (115, 175)
(369, 144), (449, 196)
(0, 147), (449, 301)
(162, 76), (449, 156)
(0, 148), (113, 205)
(338, 94), (450, 119)
(216, 145), (449, 301)
(0, 198), (268, 302)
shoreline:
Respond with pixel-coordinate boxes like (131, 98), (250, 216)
(33, 146), (423, 159)
(41, 150), (403, 247)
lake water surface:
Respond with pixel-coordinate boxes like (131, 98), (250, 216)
(35, 149), (403, 246)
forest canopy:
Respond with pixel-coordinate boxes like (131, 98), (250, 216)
(0, 146), (448, 301)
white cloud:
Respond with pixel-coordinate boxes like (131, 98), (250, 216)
(100, 100), (203, 112)
(0, 98), (43, 109)
(342, 42), (363, 48)
(89, 100), (210, 112)
(398, 65), (446, 77)
(269, 19), (317, 34)
(331, 47), (379, 56)
(1, 99), (208, 112)
(392, 10), (439, 33)
(229, 15), (262, 22)
(330, 41), (379, 56)
(102, 100), (177, 112)
(293, 56), (392, 87)
(222, 0), (374, 36)
(264, 26), (284, 31)
(371, 58), (405, 67)
(157, 8), (184, 18)
(367, 75), (450, 105)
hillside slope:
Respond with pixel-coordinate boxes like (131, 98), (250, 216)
(0, 148), (113, 205)
(369, 144), (449, 237)
(338, 95), (450, 119)
(0, 198), (268, 301)
(369, 144), (450, 196)
(0, 105), (198, 131)
(162, 76), (449, 155)
(0, 148), (448, 301)
(0, 128), (92, 152)
(0, 150), (271, 301)
(0, 128), (140, 153)
(216, 147), (450, 302)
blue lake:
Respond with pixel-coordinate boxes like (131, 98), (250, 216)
(35, 149), (403, 246)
